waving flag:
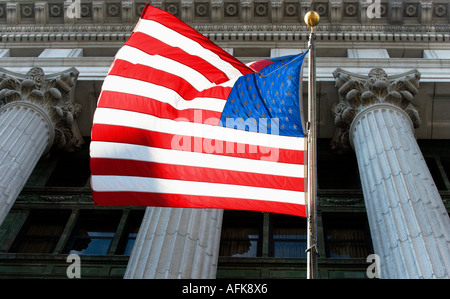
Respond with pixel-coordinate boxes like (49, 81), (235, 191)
(90, 4), (307, 216)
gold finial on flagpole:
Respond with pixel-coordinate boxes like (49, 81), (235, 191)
(304, 11), (320, 32)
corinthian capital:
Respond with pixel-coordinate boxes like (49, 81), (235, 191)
(0, 67), (83, 152)
(331, 67), (421, 153)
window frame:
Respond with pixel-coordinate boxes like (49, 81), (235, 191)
(115, 209), (146, 256)
(8, 209), (71, 254)
(269, 214), (307, 258)
(219, 211), (263, 258)
(64, 209), (122, 255)
(322, 212), (374, 259)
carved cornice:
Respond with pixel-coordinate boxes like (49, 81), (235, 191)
(1, 23), (449, 34)
(0, 1), (448, 32)
(0, 23), (449, 45)
(0, 0), (449, 44)
(0, 1), (448, 23)
(331, 67), (421, 154)
(0, 67), (83, 152)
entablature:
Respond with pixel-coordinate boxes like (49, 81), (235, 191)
(0, 1), (448, 41)
(0, 0), (449, 26)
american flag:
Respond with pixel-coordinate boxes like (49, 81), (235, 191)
(90, 4), (307, 216)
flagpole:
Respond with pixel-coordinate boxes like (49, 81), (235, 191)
(304, 11), (319, 279)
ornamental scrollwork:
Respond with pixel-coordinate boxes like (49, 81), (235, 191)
(331, 67), (421, 154)
(0, 67), (83, 152)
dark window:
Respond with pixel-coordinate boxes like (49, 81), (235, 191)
(323, 213), (373, 258)
(9, 210), (70, 253)
(425, 157), (447, 190)
(270, 215), (307, 258)
(440, 157), (450, 180)
(219, 212), (262, 257)
(66, 211), (121, 255)
(117, 210), (145, 255)
(317, 139), (361, 190)
(46, 143), (90, 187)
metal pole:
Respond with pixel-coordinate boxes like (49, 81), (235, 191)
(304, 11), (319, 279)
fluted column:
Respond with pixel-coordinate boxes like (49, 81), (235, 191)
(332, 68), (450, 278)
(0, 102), (54, 223)
(124, 207), (223, 279)
(0, 67), (82, 225)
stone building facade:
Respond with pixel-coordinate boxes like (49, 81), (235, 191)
(0, 0), (449, 279)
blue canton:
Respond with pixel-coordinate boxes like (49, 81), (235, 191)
(219, 51), (308, 137)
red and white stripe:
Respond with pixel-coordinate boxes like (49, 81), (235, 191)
(90, 4), (306, 216)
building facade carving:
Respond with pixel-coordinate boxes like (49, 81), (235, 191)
(331, 66), (450, 278)
(0, 1), (449, 26)
(0, 0), (448, 279)
(1, 0), (449, 46)
(331, 67), (421, 154)
(0, 67), (83, 152)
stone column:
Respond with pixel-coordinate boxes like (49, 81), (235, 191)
(0, 67), (83, 225)
(0, 101), (53, 223)
(332, 67), (450, 278)
(124, 207), (223, 279)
